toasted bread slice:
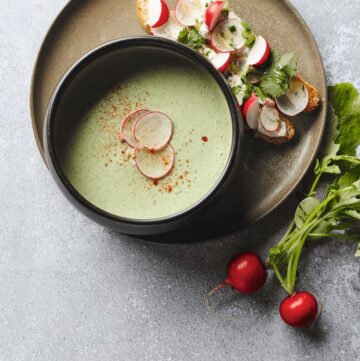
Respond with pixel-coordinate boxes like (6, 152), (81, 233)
(295, 76), (320, 112)
(257, 116), (296, 145)
(137, 0), (152, 34)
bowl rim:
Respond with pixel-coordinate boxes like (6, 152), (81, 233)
(44, 36), (242, 226)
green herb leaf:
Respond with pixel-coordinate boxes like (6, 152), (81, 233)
(259, 53), (298, 98)
(240, 21), (256, 49)
(229, 25), (237, 33)
(241, 21), (251, 31)
(177, 28), (206, 49)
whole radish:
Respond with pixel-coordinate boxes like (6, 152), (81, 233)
(207, 252), (267, 306)
(279, 291), (318, 328)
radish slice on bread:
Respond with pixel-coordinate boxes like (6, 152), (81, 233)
(119, 109), (150, 148)
(148, 0), (170, 27)
(135, 144), (175, 180)
(247, 36), (271, 66)
(260, 103), (281, 132)
(133, 111), (173, 151)
(242, 95), (260, 129)
(275, 77), (309, 116)
(151, 10), (183, 40)
(205, 1), (224, 31)
(211, 18), (246, 53)
(257, 116), (296, 144)
(175, 0), (204, 26)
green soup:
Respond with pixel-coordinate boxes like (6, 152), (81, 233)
(57, 51), (233, 220)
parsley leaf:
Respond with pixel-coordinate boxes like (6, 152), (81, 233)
(177, 28), (205, 49)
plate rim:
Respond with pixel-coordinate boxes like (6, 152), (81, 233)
(29, 0), (327, 231)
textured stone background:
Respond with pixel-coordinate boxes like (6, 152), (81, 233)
(0, 0), (359, 360)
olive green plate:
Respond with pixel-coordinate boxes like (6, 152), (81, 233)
(30, 0), (326, 241)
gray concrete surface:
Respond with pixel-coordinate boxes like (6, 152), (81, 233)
(0, 0), (359, 360)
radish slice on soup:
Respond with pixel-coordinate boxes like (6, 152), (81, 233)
(275, 77), (309, 116)
(247, 36), (271, 66)
(135, 144), (175, 180)
(133, 111), (173, 151)
(260, 103), (281, 132)
(119, 109), (150, 148)
(151, 10), (184, 40)
(148, 0), (170, 28)
(211, 18), (246, 53)
(175, 0), (204, 27)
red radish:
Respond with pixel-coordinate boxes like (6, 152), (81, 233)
(206, 252), (267, 307)
(276, 77), (309, 116)
(242, 95), (260, 129)
(211, 18), (246, 53)
(264, 99), (276, 107)
(205, 1), (224, 31)
(247, 36), (271, 66)
(151, 10), (184, 40)
(208, 51), (231, 72)
(175, 0), (204, 26)
(119, 109), (150, 148)
(279, 291), (319, 328)
(258, 120), (287, 138)
(134, 144), (175, 180)
(133, 111), (173, 151)
(260, 103), (281, 132)
(148, 0), (170, 28)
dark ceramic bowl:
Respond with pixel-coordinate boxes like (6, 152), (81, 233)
(44, 37), (243, 236)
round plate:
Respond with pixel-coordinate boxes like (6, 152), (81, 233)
(30, 0), (326, 242)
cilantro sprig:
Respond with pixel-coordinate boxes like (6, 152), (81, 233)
(177, 28), (205, 49)
(259, 51), (298, 98)
(267, 83), (360, 294)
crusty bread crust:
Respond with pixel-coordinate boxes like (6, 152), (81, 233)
(295, 76), (320, 113)
(257, 116), (296, 145)
(137, 0), (152, 34)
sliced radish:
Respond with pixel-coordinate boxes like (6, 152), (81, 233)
(148, 0), (170, 28)
(151, 10), (183, 40)
(135, 144), (175, 180)
(263, 99), (276, 107)
(175, 0), (204, 27)
(211, 18), (246, 53)
(242, 95), (260, 129)
(205, 1), (224, 31)
(258, 120), (287, 138)
(133, 111), (173, 151)
(260, 103), (281, 132)
(119, 109), (150, 148)
(206, 50), (230, 72)
(247, 36), (271, 66)
(275, 77), (309, 116)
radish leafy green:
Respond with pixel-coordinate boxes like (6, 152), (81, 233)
(268, 83), (360, 294)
